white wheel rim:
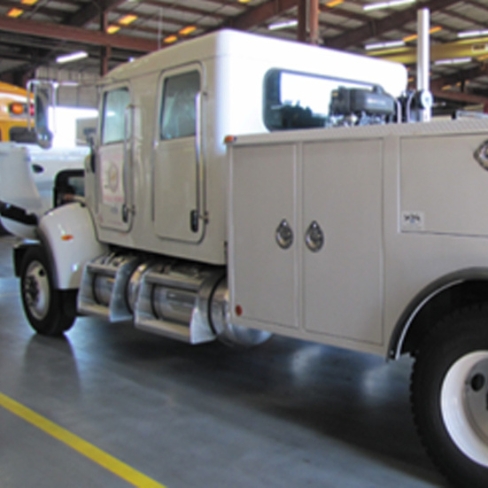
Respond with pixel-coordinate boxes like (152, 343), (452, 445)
(441, 351), (488, 467)
(24, 261), (50, 321)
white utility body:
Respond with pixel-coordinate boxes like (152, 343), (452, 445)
(228, 119), (488, 356)
(12, 29), (488, 488)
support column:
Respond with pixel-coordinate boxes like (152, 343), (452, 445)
(309, 0), (319, 45)
(298, 0), (306, 42)
(100, 10), (110, 76)
(417, 8), (432, 122)
(297, 0), (320, 45)
(101, 46), (111, 76)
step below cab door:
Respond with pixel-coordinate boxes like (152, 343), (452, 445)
(153, 64), (206, 243)
(96, 85), (134, 232)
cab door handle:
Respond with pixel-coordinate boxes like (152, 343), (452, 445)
(190, 209), (199, 233)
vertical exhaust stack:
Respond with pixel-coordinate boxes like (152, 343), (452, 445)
(417, 8), (433, 122)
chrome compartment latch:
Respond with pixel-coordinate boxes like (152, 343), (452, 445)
(305, 221), (324, 252)
(275, 219), (294, 250)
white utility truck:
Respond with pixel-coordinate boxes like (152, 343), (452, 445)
(12, 29), (488, 487)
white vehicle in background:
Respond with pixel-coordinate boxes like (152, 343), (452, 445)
(0, 81), (90, 238)
(9, 28), (488, 488)
(0, 143), (87, 238)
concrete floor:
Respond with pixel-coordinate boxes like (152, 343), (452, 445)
(0, 234), (446, 487)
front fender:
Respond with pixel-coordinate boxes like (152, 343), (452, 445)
(38, 203), (107, 289)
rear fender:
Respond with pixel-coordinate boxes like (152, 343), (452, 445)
(388, 268), (488, 359)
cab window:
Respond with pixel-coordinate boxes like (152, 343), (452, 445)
(101, 88), (130, 145)
(264, 69), (372, 130)
(160, 71), (200, 140)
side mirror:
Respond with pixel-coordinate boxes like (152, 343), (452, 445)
(86, 132), (98, 173)
(34, 86), (53, 149)
(27, 80), (55, 150)
(36, 128), (53, 149)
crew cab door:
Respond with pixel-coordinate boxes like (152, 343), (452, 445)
(97, 85), (133, 232)
(153, 64), (205, 243)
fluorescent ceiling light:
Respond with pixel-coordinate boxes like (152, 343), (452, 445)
(21, 0), (38, 4)
(119, 14), (138, 25)
(268, 19), (298, 30)
(434, 57), (472, 66)
(164, 35), (178, 44)
(179, 25), (197, 36)
(364, 0), (415, 11)
(365, 40), (405, 50)
(458, 29), (488, 39)
(326, 0), (344, 7)
(107, 25), (121, 34)
(7, 8), (24, 18)
(56, 51), (88, 64)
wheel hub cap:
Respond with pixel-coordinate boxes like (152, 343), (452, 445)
(441, 351), (488, 467)
(24, 261), (50, 320)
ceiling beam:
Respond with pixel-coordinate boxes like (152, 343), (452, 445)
(440, 4), (486, 28)
(369, 37), (488, 64)
(226, 0), (298, 31)
(64, 0), (126, 27)
(432, 88), (488, 107)
(0, 31), (64, 52)
(325, 0), (460, 50)
(319, 2), (367, 24)
(0, 16), (158, 53)
(136, 0), (226, 21)
(431, 64), (488, 91)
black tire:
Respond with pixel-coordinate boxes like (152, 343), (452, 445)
(20, 246), (76, 336)
(411, 304), (488, 488)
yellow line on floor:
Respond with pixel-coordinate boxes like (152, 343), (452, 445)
(0, 392), (167, 488)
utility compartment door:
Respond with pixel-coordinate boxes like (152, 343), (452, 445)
(400, 134), (488, 236)
(97, 86), (133, 232)
(153, 64), (205, 243)
(302, 139), (384, 345)
(230, 144), (299, 329)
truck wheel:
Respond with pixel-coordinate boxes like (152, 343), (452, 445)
(411, 305), (488, 488)
(20, 246), (76, 336)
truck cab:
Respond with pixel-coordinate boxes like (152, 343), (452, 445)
(89, 29), (406, 265)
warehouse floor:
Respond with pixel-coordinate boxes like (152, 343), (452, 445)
(0, 234), (445, 488)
